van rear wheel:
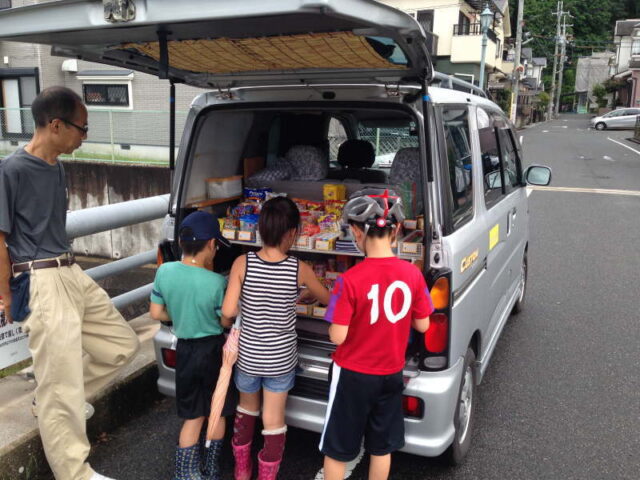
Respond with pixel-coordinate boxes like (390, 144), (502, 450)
(445, 348), (476, 465)
(512, 252), (527, 314)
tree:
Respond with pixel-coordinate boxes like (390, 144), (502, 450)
(536, 91), (550, 109)
(592, 83), (608, 108)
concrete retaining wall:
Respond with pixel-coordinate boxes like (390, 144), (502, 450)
(65, 162), (171, 259)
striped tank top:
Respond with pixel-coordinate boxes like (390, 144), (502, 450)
(238, 251), (300, 377)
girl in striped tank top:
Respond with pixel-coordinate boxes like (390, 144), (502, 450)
(222, 197), (330, 479)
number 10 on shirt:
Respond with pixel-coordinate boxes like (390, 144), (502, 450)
(366, 281), (412, 325)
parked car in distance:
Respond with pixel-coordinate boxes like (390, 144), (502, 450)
(590, 108), (640, 130)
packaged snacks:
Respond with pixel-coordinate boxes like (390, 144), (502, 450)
(295, 235), (315, 249)
(222, 228), (237, 241)
(239, 214), (259, 232)
(323, 183), (346, 201)
(318, 214), (341, 233)
(314, 233), (339, 251)
(312, 305), (328, 318)
(231, 202), (258, 218)
(237, 230), (255, 242)
(313, 262), (327, 279)
(399, 230), (424, 255)
(403, 219), (418, 230)
(243, 187), (272, 201)
(324, 200), (346, 216)
(223, 217), (239, 229)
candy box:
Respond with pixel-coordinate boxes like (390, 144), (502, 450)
(296, 303), (314, 315)
(323, 183), (346, 201)
(295, 235), (315, 249)
(399, 230), (424, 255)
(404, 219), (418, 230)
(314, 233), (339, 251)
(222, 228), (237, 241)
(237, 230), (255, 242)
(312, 305), (328, 318)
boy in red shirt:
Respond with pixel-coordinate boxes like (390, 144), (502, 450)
(320, 189), (434, 480)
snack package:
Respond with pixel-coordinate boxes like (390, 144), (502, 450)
(324, 200), (346, 217)
(243, 187), (272, 201)
(237, 230), (255, 242)
(314, 233), (339, 251)
(265, 191), (287, 201)
(313, 262), (327, 279)
(239, 214), (259, 232)
(318, 214), (340, 233)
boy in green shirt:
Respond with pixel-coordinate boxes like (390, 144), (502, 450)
(150, 211), (232, 480)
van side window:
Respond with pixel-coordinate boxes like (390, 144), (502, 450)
(494, 116), (520, 192)
(443, 107), (473, 229)
(477, 107), (502, 208)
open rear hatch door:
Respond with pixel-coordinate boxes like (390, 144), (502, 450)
(0, 0), (433, 88)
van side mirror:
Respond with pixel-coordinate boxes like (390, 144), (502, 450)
(524, 165), (552, 186)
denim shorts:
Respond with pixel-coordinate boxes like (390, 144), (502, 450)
(234, 369), (296, 394)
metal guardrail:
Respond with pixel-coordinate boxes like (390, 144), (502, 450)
(67, 194), (170, 309)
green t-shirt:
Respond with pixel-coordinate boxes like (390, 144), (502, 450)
(150, 262), (226, 339)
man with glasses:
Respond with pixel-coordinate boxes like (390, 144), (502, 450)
(0, 87), (139, 480)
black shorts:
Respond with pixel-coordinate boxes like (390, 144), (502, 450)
(175, 334), (238, 419)
(319, 363), (405, 462)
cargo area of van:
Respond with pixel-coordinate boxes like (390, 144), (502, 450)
(168, 104), (428, 372)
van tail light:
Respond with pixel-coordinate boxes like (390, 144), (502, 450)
(402, 395), (424, 418)
(421, 269), (452, 371)
(157, 247), (164, 267)
(430, 276), (450, 310)
(425, 313), (449, 353)
(162, 348), (177, 369)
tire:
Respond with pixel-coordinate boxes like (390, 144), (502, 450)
(512, 252), (527, 314)
(445, 348), (477, 465)
(595, 122), (606, 131)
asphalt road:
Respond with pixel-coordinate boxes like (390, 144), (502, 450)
(88, 115), (640, 480)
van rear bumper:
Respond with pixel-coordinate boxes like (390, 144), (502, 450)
(285, 356), (464, 457)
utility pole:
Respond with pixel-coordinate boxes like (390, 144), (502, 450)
(554, 13), (571, 117)
(509, 0), (524, 124)
(548, 0), (563, 120)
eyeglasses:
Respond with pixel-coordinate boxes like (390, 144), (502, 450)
(60, 119), (89, 135)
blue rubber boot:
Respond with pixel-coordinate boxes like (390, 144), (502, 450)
(201, 439), (223, 480)
(175, 444), (203, 480)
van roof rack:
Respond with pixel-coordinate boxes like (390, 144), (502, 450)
(431, 71), (487, 98)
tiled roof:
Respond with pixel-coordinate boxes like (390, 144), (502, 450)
(614, 19), (640, 37)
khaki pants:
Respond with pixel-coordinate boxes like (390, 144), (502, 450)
(21, 259), (140, 480)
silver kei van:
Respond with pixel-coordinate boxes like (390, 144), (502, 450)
(0, 0), (551, 464)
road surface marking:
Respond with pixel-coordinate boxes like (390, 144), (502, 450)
(519, 135), (524, 144)
(314, 447), (365, 480)
(607, 137), (640, 156)
(528, 186), (640, 197)
(603, 155), (615, 162)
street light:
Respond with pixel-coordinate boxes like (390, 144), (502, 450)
(478, 4), (493, 91)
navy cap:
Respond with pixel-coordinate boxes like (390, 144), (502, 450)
(179, 211), (231, 248)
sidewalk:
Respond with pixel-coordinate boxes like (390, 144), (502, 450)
(0, 315), (162, 480)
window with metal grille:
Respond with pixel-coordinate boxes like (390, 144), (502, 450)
(82, 84), (129, 106)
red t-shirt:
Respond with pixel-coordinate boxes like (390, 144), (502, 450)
(325, 256), (434, 375)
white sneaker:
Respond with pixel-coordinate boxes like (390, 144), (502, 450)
(32, 399), (95, 420)
(90, 472), (117, 480)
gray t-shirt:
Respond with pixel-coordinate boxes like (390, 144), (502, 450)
(0, 148), (70, 263)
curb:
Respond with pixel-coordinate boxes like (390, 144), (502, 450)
(0, 318), (162, 480)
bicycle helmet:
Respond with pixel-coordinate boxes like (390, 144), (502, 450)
(343, 188), (405, 229)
